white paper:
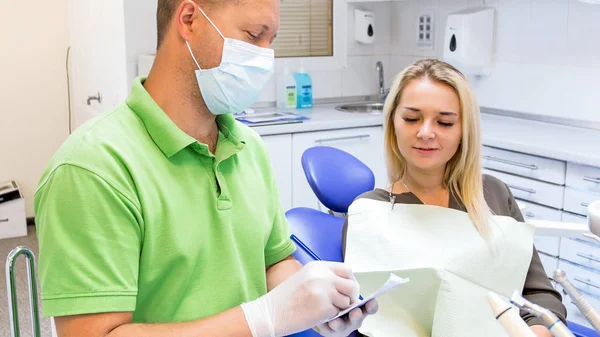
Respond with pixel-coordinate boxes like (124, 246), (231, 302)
(344, 200), (535, 337)
(324, 273), (409, 322)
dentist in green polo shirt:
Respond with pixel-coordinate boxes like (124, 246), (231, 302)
(34, 1), (377, 336)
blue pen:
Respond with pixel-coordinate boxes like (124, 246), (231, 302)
(290, 234), (364, 301)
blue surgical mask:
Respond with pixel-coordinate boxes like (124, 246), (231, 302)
(186, 6), (275, 115)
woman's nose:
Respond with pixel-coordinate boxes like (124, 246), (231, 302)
(417, 122), (435, 140)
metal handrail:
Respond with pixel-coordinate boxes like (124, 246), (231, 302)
(6, 246), (41, 337)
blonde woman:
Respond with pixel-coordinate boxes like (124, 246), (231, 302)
(342, 59), (565, 337)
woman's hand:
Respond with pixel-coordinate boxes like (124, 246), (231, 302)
(531, 325), (553, 337)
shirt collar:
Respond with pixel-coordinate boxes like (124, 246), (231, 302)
(126, 77), (245, 158)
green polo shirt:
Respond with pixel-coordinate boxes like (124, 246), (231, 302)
(34, 77), (295, 322)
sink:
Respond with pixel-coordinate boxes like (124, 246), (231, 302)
(335, 102), (384, 113)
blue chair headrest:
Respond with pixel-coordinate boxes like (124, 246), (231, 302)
(301, 146), (375, 213)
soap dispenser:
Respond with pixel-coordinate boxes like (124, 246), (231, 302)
(443, 8), (495, 76)
(294, 61), (313, 109)
(354, 9), (375, 44)
(276, 60), (297, 109)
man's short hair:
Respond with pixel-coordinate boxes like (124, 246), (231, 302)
(157, 0), (187, 49)
(157, 0), (182, 49)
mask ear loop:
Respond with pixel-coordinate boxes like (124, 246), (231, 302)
(185, 5), (226, 71)
(196, 6), (226, 40)
(185, 41), (202, 70)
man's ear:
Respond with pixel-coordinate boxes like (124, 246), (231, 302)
(175, 0), (200, 42)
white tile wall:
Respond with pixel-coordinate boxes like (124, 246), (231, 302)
(258, 1), (395, 103)
(493, 0), (533, 63)
(312, 70), (344, 99)
(390, 1), (438, 58)
(342, 56), (372, 97)
(390, 0), (600, 123)
(121, 0), (600, 120)
(567, 1), (600, 68)
(527, 0), (569, 65)
(389, 55), (421, 84)
(347, 2), (392, 56)
(258, 76), (276, 104)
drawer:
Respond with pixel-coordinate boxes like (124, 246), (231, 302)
(538, 253), (559, 279)
(482, 146), (566, 185)
(0, 198), (25, 215)
(0, 199), (27, 239)
(563, 212), (588, 225)
(564, 187), (600, 216)
(562, 212), (599, 247)
(558, 260), (600, 300)
(520, 199), (562, 222)
(567, 163), (600, 194)
(483, 169), (565, 209)
(535, 237), (561, 257)
(560, 238), (600, 271)
(521, 201), (562, 256)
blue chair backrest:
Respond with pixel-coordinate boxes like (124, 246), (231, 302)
(284, 146), (375, 337)
(286, 208), (345, 264)
(301, 146), (375, 213)
(285, 207), (357, 337)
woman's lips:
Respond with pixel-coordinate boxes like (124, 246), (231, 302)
(414, 147), (439, 155)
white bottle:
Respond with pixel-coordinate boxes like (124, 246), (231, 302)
(276, 61), (297, 109)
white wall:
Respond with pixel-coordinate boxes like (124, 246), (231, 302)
(124, 0), (158, 85)
(259, 1), (396, 103)
(390, 0), (600, 123)
(0, 0), (70, 217)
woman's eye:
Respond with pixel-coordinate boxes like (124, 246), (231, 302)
(403, 117), (419, 123)
(438, 121), (454, 127)
(247, 32), (259, 40)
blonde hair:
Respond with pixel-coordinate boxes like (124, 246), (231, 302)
(383, 59), (491, 238)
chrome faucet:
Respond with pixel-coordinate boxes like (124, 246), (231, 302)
(376, 61), (387, 101)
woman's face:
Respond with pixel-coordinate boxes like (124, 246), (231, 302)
(393, 78), (463, 175)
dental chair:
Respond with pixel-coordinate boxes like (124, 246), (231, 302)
(571, 322), (600, 337)
(285, 146), (376, 337)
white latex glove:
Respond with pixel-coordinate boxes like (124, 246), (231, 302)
(241, 261), (361, 337)
(314, 299), (379, 337)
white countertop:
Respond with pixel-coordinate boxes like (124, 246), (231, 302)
(480, 114), (600, 168)
(250, 103), (384, 135)
(249, 103), (600, 167)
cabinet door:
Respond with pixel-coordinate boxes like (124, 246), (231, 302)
(262, 134), (293, 211)
(68, 0), (129, 130)
(291, 127), (386, 209)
